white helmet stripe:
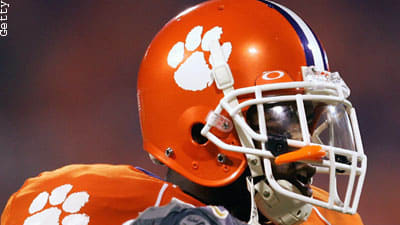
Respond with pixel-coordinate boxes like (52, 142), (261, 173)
(260, 0), (329, 71)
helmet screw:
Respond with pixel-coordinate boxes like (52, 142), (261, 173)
(165, 148), (174, 157)
(217, 153), (226, 164)
(250, 159), (258, 166)
(263, 190), (271, 198)
(222, 122), (229, 129)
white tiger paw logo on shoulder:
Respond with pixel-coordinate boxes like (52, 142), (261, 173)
(167, 26), (232, 91)
(24, 184), (90, 225)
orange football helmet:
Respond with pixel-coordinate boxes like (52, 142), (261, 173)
(137, 0), (366, 220)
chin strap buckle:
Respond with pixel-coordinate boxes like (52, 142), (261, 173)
(209, 39), (234, 92)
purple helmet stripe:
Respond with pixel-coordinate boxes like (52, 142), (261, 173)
(257, 0), (329, 70)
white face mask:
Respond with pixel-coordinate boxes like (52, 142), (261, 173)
(201, 65), (366, 216)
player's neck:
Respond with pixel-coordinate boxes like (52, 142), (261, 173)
(165, 168), (251, 222)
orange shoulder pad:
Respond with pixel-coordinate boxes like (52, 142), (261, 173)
(1, 164), (204, 225)
(302, 186), (364, 225)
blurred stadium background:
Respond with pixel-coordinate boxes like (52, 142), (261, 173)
(1, 1), (399, 224)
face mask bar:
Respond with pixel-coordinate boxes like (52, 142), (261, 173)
(201, 80), (367, 214)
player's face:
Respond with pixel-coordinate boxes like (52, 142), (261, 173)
(246, 102), (316, 196)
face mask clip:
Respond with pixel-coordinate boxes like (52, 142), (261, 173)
(206, 111), (234, 133)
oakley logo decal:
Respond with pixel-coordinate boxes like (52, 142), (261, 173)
(262, 71), (285, 80)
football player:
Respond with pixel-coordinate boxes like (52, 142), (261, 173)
(1, 1), (367, 225)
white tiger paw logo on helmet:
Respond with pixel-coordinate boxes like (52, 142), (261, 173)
(167, 26), (232, 91)
(23, 184), (90, 225)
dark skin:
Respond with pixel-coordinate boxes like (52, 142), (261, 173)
(166, 168), (252, 222)
(246, 103), (317, 197)
(166, 162), (315, 224)
(166, 103), (317, 223)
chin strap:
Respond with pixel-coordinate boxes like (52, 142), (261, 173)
(246, 172), (313, 225)
(253, 178), (312, 225)
(247, 177), (261, 225)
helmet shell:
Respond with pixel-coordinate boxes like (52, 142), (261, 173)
(138, 0), (327, 187)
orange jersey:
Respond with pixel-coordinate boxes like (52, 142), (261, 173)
(304, 187), (364, 225)
(1, 164), (363, 225)
(1, 164), (204, 225)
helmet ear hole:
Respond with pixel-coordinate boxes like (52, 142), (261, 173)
(191, 123), (208, 145)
